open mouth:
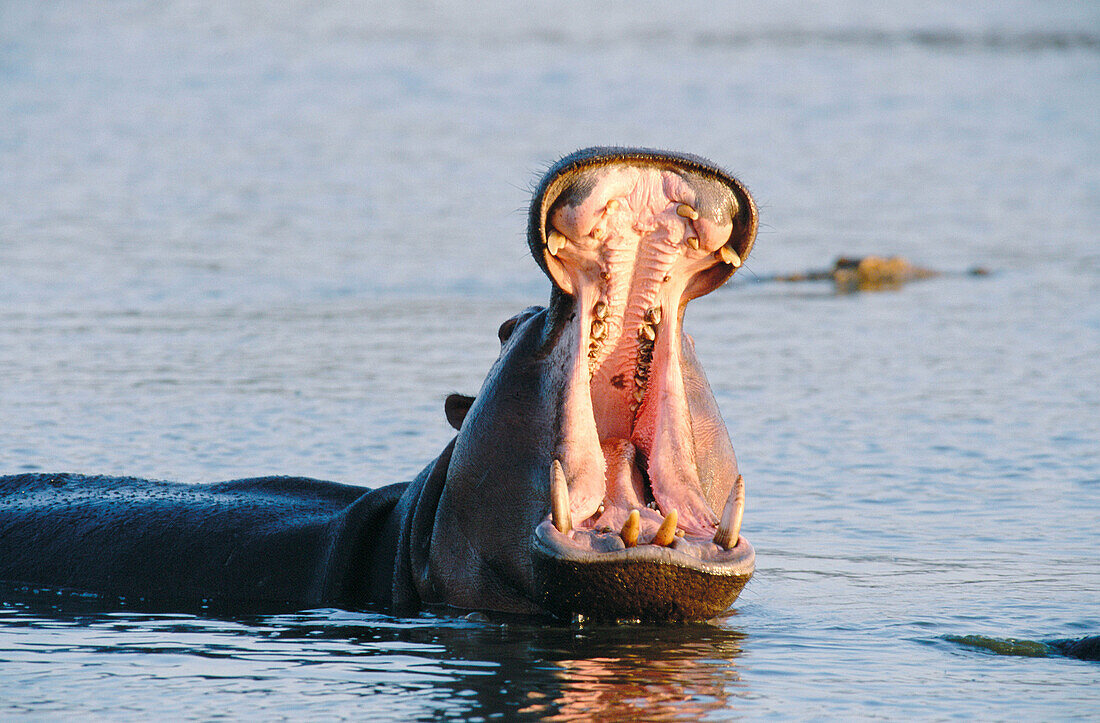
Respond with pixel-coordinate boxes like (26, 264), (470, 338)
(526, 149), (757, 619)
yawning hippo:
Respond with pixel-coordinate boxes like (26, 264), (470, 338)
(0, 147), (758, 622)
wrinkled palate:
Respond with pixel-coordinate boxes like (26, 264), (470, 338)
(539, 163), (746, 561)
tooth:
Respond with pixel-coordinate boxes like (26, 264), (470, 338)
(652, 509), (678, 547)
(629, 401), (639, 412)
(716, 245), (742, 267)
(686, 236), (700, 251)
(592, 227), (605, 241)
(676, 203), (700, 221)
(620, 509), (640, 547)
(547, 230), (568, 256)
(645, 307), (662, 325)
(638, 325), (656, 342)
(713, 474), (745, 550)
(591, 319), (606, 339)
(593, 300), (609, 320)
(632, 387), (645, 403)
(550, 459), (572, 535)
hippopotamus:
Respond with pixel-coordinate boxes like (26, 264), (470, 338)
(0, 147), (758, 622)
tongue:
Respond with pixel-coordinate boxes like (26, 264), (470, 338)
(631, 311), (719, 536)
(593, 438), (647, 528)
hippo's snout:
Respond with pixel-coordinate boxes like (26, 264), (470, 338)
(416, 148), (758, 621)
(526, 148), (757, 620)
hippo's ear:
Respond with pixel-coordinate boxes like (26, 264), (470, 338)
(497, 316), (521, 344)
(445, 394), (475, 431)
(498, 306), (545, 345)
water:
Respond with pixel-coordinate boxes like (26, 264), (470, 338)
(2, 1), (1099, 718)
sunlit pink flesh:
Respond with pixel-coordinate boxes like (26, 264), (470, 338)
(543, 165), (739, 545)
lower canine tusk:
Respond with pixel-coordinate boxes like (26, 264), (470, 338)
(713, 475), (745, 550)
(652, 509), (678, 547)
(550, 459), (572, 534)
(620, 509), (640, 547)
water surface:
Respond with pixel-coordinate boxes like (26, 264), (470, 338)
(2, 1), (1098, 718)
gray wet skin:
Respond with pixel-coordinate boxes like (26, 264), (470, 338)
(410, 148), (759, 620)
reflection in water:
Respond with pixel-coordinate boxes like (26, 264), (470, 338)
(0, 591), (748, 721)
(541, 625), (746, 720)
(264, 609), (750, 720)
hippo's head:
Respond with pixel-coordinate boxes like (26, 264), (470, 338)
(401, 148), (757, 621)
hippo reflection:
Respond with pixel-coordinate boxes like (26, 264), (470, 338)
(0, 148), (757, 622)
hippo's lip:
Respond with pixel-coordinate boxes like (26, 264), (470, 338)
(523, 148), (757, 616)
(532, 518), (754, 572)
(531, 512), (755, 623)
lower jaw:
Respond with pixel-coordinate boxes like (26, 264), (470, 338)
(532, 522), (755, 622)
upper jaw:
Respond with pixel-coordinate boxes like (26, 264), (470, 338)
(525, 148), (758, 602)
(528, 147), (757, 297)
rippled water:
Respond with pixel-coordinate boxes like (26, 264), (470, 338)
(2, 1), (1099, 718)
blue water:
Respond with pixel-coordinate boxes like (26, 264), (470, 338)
(2, 1), (1099, 718)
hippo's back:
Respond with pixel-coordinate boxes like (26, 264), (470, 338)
(0, 473), (404, 610)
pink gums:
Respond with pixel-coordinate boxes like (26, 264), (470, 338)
(544, 166), (735, 540)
